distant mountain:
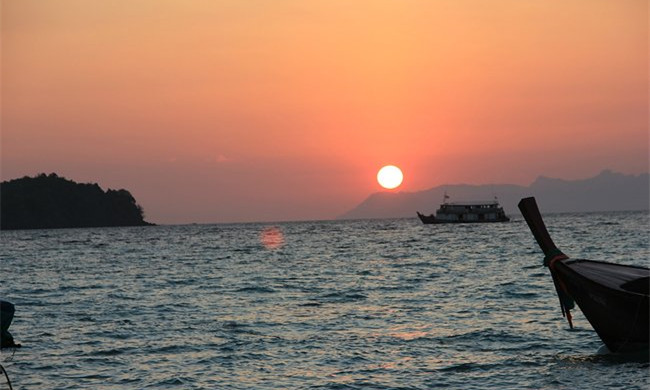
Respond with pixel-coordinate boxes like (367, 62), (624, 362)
(338, 170), (650, 220)
(0, 173), (153, 230)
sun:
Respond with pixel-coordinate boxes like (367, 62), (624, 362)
(377, 165), (403, 189)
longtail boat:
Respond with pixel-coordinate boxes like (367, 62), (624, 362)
(518, 197), (649, 353)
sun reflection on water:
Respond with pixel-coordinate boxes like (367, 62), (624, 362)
(260, 226), (285, 250)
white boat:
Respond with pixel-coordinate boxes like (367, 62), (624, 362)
(417, 194), (510, 224)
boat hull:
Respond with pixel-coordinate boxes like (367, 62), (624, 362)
(554, 259), (649, 352)
(417, 212), (509, 224)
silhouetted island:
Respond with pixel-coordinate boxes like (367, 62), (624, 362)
(0, 173), (154, 230)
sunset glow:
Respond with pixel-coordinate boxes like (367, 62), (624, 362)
(2, 0), (647, 223)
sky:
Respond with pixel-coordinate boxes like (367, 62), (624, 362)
(2, 0), (648, 224)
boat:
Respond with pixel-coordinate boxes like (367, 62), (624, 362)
(518, 197), (649, 353)
(0, 300), (20, 349)
(417, 194), (510, 224)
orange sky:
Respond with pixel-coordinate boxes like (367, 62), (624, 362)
(2, 0), (648, 223)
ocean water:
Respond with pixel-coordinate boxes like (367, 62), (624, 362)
(1, 211), (648, 389)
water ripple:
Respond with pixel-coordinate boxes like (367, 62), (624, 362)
(0, 212), (648, 389)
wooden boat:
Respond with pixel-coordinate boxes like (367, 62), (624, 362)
(518, 197), (649, 352)
(417, 195), (510, 224)
(0, 300), (19, 349)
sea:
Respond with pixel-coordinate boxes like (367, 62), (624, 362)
(1, 211), (648, 389)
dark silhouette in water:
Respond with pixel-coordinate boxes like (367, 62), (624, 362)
(519, 197), (649, 353)
(0, 173), (153, 230)
(0, 300), (19, 349)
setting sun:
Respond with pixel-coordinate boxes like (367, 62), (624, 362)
(377, 165), (403, 190)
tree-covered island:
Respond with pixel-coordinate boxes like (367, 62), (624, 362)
(1, 173), (153, 230)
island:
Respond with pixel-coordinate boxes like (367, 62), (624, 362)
(0, 173), (154, 230)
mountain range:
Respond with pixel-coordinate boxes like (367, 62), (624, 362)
(338, 170), (649, 220)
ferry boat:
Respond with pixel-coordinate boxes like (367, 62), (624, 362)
(417, 194), (510, 224)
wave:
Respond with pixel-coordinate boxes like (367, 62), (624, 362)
(235, 286), (276, 293)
